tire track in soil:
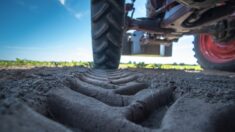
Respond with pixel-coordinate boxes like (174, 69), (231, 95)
(1, 68), (234, 132)
(47, 69), (235, 132)
(48, 69), (175, 132)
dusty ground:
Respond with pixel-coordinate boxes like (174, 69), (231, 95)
(0, 67), (234, 132)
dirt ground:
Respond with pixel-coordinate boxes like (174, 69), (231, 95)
(0, 67), (234, 132)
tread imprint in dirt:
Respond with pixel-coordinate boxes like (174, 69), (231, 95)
(1, 68), (234, 132)
(48, 69), (174, 132)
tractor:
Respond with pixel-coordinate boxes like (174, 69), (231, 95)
(91, 0), (235, 71)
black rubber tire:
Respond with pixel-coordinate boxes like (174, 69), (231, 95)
(193, 35), (235, 71)
(91, 0), (124, 69)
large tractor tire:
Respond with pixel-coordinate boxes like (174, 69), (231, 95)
(193, 34), (235, 71)
(91, 0), (125, 69)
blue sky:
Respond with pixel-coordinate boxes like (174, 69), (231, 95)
(0, 0), (197, 64)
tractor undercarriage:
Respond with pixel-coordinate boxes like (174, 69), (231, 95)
(125, 0), (235, 46)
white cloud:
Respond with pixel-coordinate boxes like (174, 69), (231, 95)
(59, 0), (66, 5)
(75, 13), (83, 19)
(58, 0), (90, 20)
(63, 9), (85, 20)
(17, 0), (38, 11)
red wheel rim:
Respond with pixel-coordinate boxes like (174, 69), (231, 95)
(199, 34), (235, 63)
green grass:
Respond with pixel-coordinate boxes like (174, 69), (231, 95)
(0, 58), (92, 68)
(119, 62), (202, 71)
(0, 58), (202, 71)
